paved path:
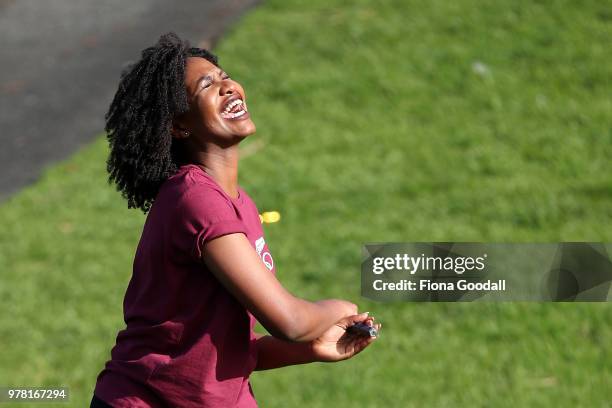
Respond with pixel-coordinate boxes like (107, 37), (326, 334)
(0, 0), (258, 201)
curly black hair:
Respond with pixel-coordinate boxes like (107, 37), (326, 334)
(106, 32), (218, 213)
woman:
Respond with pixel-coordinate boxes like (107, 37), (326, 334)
(91, 32), (380, 408)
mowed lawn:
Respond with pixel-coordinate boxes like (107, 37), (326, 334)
(1, 0), (611, 406)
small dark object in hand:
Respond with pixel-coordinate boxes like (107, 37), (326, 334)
(347, 322), (378, 337)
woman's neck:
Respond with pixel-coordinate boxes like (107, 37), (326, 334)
(191, 145), (240, 200)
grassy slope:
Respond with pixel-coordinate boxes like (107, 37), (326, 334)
(1, 0), (611, 406)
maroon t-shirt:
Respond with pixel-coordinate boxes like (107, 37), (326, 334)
(94, 164), (275, 407)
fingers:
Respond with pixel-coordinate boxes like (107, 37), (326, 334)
(365, 318), (382, 335)
(336, 308), (383, 342)
(334, 312), (367, 329)
(350, 333), (377, 356)
(339, 312), (382, 334)
(348, 311), (371, 324)
(339, 321), (381, 360)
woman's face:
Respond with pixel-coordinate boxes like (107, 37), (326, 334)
(177, 57), (256, 143)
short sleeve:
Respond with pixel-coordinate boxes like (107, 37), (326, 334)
(171, 187), (246, 261)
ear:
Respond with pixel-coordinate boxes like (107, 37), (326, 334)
(171, 119), (191, 139)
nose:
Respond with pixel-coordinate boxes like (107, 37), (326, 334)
(220, 80), (237, 96)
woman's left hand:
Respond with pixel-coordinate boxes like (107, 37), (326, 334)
(310, 312), (381, 362)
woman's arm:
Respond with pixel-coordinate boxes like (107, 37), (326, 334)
(254, 313), (380, 370)
(202, 233), (357, 342)
(253, 333), (315, 370)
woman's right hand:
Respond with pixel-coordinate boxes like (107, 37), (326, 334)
(310, 312), (380, 362)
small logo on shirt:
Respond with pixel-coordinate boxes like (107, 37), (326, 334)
(262, 252), (274, 271)
(255, 237), (265, 255)
(255, 237), (274, 271)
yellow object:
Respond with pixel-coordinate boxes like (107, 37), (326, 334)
(260, 211), (281, 224)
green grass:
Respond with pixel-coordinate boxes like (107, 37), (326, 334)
(1, 0), (611, 406)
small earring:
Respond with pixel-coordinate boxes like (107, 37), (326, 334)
(183, 131), (190, 136)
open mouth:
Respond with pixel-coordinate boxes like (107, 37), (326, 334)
(220, 96), (248, 119)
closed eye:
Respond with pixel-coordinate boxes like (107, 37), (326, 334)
(195, 71), (230, 95)
(197, 75), (213, 92)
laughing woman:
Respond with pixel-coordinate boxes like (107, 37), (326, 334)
(90, 33), (380, 408)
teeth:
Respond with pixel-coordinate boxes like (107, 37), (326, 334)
(223, 98), (244, 113)
(230, 109), (246, 118)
